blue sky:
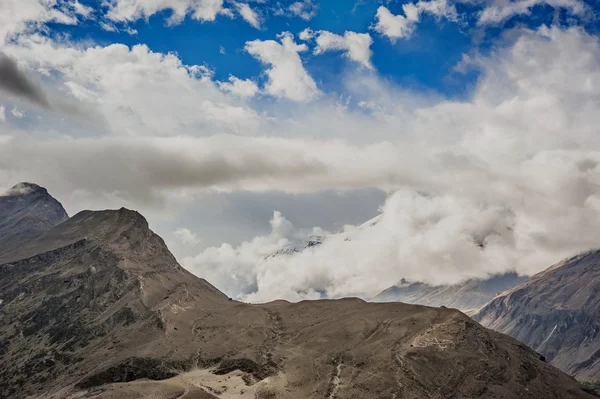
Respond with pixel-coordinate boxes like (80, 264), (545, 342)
(2, 0), (600, 300)
(41, 0), (597, 100)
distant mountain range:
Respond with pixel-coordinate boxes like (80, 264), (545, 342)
(0, 183), (595, 398)
(372, 272), (529, 313)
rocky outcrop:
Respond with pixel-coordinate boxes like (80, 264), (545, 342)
(474, 250), (600, 380)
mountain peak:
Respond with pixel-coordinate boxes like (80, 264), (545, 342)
(70, 207), (149, 231)
(4, 182), (47, 196)
(0, 183), (69, 259)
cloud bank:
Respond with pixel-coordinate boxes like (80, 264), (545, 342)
(2, 17), (600, 302)
(179, 26), (600, 301)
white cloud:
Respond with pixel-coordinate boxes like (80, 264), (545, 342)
(217, 75), (259, 98)
(174, 227), (201, 245)
(182, 211), (295, 297)
(69, 1), (94, 18)
(0, 0), (85, 45)
(4, 34), (261, 135)
(3, 24), (600, 303)
(373, 0), (457, 41)
(183, 191), (525, 301)
(104, 0), (227, 25)
(100, 22), (119, 32)
(0, 105), (5, 122)
(245, 32), (320, 101)
(175, 26), (600, 301)
(10, 107), (24, 118)
(235, 2), (261, 29)
(478, 0), (586, 25)
(303, 29), (374, 70)
(288, 0), (319, 21)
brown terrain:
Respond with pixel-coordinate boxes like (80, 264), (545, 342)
(0, 184), (595, 398)
(474, 250), (600, 381)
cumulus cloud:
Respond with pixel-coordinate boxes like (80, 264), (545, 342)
(0, 105), (5, 122)
(301, 29), (374, 70)
(0, 0), (85, 45)
(183, 191), (523, 301)
(3, 34), (260, 135)
(235, 2), (261, 29)
(245, 32), (320, 101)
(104, 0), (227, 24)
(217, 75), (259, 98)
(373, 0), (457, 41)
(478, 0), (587, 25)
(178, 26), (600, 301)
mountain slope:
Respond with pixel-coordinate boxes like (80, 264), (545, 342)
(0, 208), (229, 398)
(474, 250), (600, 380)
(0, 182), (68, 259)
(373, 272), (528, 312)
(0, 201), (594, 398)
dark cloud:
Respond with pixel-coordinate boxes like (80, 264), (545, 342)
(0, 53), (50, 108)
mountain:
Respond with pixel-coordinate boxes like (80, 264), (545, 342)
(0, 187), (594, 398)
(373, 272), (529, 312)
(0, 182), (68, 260)
(265, 235), (324, 258)
(0, 207), (230, 398)
(474, 250), (600, 381)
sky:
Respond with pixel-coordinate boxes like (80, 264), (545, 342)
(1, 0), (600, 301)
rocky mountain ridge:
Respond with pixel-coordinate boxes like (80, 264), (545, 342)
(474, 250), (600, 381)
(0, 184), (595, 398)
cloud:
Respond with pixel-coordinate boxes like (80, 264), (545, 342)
(174, 227), (201, 245)
(0, 53), (50, 108)
(181, 211), (295, 297)
(302, 29), (374, 70)
(69, 1), (94, 18)
(183, 191), (524, 301)
(3, 34), (260, 135)
(104, 0), (227, 25)
(288, 0), (319, 21)
(245, 32), (320, 101)
(3, 24), (600, 302)
(478, 0), (587, 25)
(0, 105), (5, 122)
(176, 26), (600, 301)
(217, 75), (259, 98)
(0, 51), (96, 119)
(235, 2), (261, 29)
(10, 108), (24, 119)
(0, 0), (84, 45)
(373, 0), (457, 41)
(0, 134), (414, 205)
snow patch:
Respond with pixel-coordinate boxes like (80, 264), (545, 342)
(540, 324), (558, 347)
